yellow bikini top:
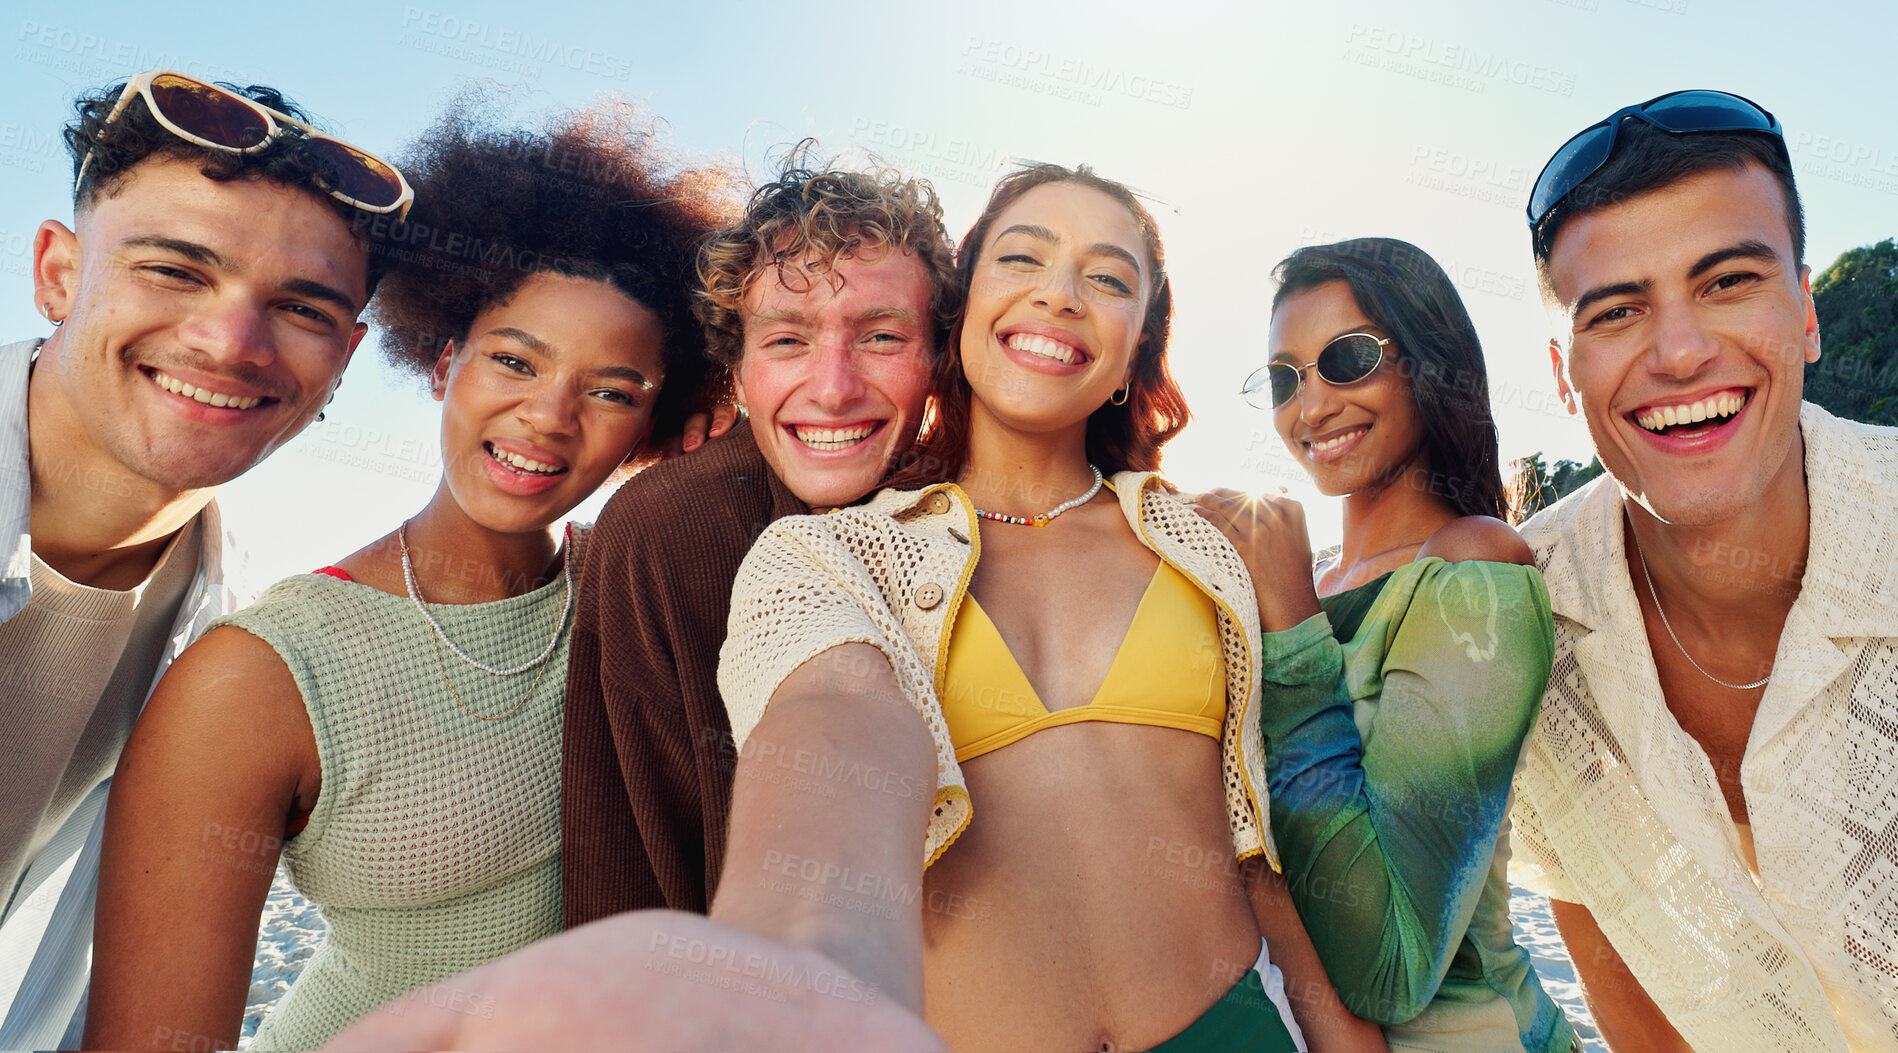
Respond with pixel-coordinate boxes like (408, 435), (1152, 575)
(940, 561), (1228, 763)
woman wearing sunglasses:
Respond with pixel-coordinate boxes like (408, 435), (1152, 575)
(709, 165), (1382, 1052)
(84, 99), (734, 1051)
(1226, 238), (1577, 1051)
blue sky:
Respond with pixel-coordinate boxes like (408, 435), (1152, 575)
(5, 0), (1894, 584)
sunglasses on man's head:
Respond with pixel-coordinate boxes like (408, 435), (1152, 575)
(77, 69), (413, 220)
(1241, 332), (1391, 410)
(1527, 88), (1785, 228)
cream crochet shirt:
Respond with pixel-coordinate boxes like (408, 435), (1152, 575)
(1511, 403), (1898, 1052)
(719, 472), (1277, 870)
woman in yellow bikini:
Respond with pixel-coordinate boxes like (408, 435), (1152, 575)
(708, 165), (1384, 1052)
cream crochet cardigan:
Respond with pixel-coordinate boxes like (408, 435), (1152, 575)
(1512, 403), (1898, 1052)
(719, 472), (1278, 870)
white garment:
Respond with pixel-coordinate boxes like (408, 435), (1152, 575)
(0, 338), (236, 1049)
(1510, 402), (1898, 1053)
(0, 537), (197, 904)
(1251, 939), (1308, 1052)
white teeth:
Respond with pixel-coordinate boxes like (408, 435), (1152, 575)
(487, 444), (564, 475)
(1309, 428), (1366, 453)
(1005, 333), (1081, 365)
(150, 371), (262, 410)
(1636, 392), (1748, 433)
(793, 424), (875, 450)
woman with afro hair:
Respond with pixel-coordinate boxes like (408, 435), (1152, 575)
(84, 95), (738, 1051)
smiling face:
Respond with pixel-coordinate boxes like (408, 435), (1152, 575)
(732, 244), (935, 509)
(958, 181), (1151, 440)
(33, 157), (370, 491)
(1545, 162), (1818, 527)
(1268, 280), (1427, 495)
(433, 272), (667, 534)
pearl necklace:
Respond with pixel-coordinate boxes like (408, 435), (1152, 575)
(399, 521), (573, 677)
(1630, 524), (1771, 691)
(973, 465), (1104, 527)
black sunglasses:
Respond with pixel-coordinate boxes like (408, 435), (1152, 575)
(1242, 332), (1390, 410)
(1527, 89), (1785, 228)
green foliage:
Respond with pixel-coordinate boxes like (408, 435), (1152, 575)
(1807, 238), (1898, 426)
(1509, 452), (1605, 523)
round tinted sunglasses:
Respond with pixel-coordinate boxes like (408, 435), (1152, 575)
(76, 69), (413, 220)
(1527, 89), (1783, 228)
(1241, 332), (1391, 410)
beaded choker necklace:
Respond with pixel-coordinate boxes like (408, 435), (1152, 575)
(973, 465), (1104, 527)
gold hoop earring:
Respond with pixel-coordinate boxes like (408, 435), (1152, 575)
(1109, 386), (1129, 406)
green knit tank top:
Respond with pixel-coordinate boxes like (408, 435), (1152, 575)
(214, 533), (583, 1051)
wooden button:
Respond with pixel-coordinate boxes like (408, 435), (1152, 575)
(914, 583), (944, 610)
(926, 492), (952, 515)
(948, 527), (969, 544)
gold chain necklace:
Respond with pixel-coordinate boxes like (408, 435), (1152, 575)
(427, 629), (552, 721)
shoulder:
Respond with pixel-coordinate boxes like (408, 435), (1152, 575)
(209, 574), (375, 669)
(1809, 401), (1898, 497)
(604, 427), (776, 520)
(748, 488), (930, 562)
(180, 619), (299, 674)
(155, 623), (302, 716)
(132, 624), (315, 791)
(1418, 515), (1534, 566)
(591, 439), (780, 560)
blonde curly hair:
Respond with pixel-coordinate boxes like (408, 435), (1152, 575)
(694, 142), (959, 366)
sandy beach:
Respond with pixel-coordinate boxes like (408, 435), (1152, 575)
(241, 871), (1606, 1049)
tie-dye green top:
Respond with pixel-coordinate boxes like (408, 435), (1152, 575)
(1259, 557), (1576, 1053)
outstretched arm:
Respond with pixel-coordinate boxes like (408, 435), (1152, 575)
(85, 626), (318, 1051)
(710, 643), (938, 1014)
(324, 909), (942, 1052)
(327, 644), (945, 1053)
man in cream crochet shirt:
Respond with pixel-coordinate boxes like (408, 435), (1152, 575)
(0, 72), (389, 1047)
(1511, 92), (1898, 1052)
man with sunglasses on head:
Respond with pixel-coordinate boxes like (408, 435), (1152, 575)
(0, 70), (405, 1047)
(1510, 90), (1898, 1052)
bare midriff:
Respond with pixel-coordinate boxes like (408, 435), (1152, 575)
(920, 721), (1261, 1052)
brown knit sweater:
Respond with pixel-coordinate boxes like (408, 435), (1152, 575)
(561, 420), (807, 925)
